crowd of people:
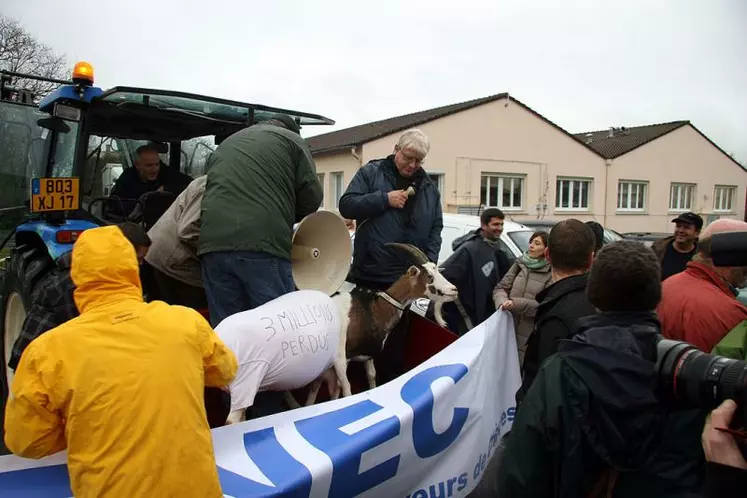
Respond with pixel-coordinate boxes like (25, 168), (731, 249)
(4, 122), (747, 497)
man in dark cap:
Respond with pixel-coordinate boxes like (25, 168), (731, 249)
(652, 211), (703, 281)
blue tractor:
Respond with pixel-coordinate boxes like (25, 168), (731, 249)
(0, 62), (334, 451)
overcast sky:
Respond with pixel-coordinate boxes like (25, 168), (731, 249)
(4, 0), (746, 163)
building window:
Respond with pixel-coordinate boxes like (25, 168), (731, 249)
(617, 180), (647, 211)
(480, 174), (523, 210)
(429, 173), (444, 195)
(317, 173), (325, 204)
(669, 183), (694, 212)
(555, 178), (591, 211)
(714, 185), (737, 212)
(331, 172), (344, 209)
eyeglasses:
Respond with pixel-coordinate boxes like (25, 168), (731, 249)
(399, 151), (425, 166)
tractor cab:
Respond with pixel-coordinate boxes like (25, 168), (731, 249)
(34, 62), (334, 223)
(0, 62), (335, 427)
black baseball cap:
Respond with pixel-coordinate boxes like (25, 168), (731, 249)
(671, 212), (703, 231)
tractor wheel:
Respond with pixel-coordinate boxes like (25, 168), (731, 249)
(0, 244), (53, 455)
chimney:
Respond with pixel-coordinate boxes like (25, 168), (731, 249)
(608, 127), (614, 138)
(585, 133), (593, 144)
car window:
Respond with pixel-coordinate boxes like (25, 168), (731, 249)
(603, 228), (624, 244)
(439, 225), (466, 263)
(497, 239), (517, 266)
(507, 230), (534, 253)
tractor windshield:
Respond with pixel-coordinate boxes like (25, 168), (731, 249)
(81, 134), (215, 201)
(75, 86), (333, 223)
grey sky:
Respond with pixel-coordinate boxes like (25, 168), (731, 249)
(4, 0), (746, 162)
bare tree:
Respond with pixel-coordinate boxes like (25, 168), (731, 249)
(0, 14), (69, 101)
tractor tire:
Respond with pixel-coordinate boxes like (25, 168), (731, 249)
(0, 244), (54, 455)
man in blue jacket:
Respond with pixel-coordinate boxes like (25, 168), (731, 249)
(340, 128), (442, 289)
(339, 128), (443, 382)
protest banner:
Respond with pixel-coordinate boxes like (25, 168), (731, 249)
(0, 311), (520, 497)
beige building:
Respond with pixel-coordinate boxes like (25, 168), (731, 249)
(306, 94), (746, 233)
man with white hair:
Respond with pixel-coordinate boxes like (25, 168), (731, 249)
(340, 128), (442, 289)
(657, 218), (747, 352)
(339, 128), (443, 383)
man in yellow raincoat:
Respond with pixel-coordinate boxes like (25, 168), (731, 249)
(4, 225), (238, 497)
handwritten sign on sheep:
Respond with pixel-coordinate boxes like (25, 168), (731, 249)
(0, 311), (520, 497)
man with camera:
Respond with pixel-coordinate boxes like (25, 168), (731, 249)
(495, 240), (705, 497)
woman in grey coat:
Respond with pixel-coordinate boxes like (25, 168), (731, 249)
(493, 231), (552, 366)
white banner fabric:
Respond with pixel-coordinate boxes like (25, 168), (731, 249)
(0, 311), (520, 498)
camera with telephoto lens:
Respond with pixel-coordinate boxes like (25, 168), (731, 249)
(655, 338), (747, 428)
(655, 231), (747, 430)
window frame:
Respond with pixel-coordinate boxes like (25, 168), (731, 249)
(428, 173), (445, 195)
(555, 177), (592, 212)
(330, 171), (344, 209)
(316, 172), (325, 205)
(713, 185), (737, 213)
(616, 180), (648, 212)
(669, 182), (695, 212)
(480, 174), (525, 211)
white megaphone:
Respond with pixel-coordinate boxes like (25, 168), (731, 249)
(291, 210), (353, 296)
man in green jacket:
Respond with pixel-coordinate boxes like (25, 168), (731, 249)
(198, 115), (322, 327)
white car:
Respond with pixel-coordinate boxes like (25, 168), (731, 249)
(343, 213), (534, 318)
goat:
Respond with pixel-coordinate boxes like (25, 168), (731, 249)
(299, 243), (458, 406)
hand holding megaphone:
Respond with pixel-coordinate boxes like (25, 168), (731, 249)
(388, 190), (409, 209)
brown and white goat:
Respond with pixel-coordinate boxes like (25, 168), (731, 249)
(296, 243), (458, 406)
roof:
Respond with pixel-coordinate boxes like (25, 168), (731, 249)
(307, 95), (745, 172)
(306, 93), (509, 154)
(306, 93), (602, 157)
(573, 121), (689, 159)
(576, 121), (745, 171)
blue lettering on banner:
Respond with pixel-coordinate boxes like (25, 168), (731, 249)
(0, 464), (71, 497)
(295, 399), (401, 498)
(233, 427), (312, 497)
(500, 407), (516, 428)
(405, 472), (469, 498)
(400, 364), (469, 458)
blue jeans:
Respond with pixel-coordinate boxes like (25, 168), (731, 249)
(200, 250), (296, 327)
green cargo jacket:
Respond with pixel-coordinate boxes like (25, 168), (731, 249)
(712, 320), (747, 360)
(197, 123), (322, 260)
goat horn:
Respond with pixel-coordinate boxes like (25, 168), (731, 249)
(386, 243), (430, 265)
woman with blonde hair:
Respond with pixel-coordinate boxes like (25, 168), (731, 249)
(493, 231), (552, 365)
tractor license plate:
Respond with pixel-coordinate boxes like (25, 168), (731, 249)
(30, 177), (80, 213)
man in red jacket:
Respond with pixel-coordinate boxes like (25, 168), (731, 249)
(657, 218), (747, 352)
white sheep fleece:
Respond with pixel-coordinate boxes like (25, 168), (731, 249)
(215, 290), (340, 412)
